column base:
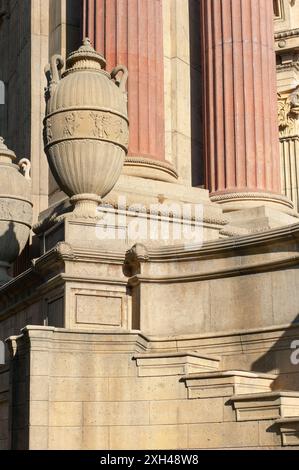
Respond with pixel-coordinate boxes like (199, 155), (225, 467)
(210, 190), (295, 215)
(123, 156), (178, 183)
(220, 206), (299, 237)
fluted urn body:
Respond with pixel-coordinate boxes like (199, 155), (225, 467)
(0, 138), (32, 285)
(44, 39), (129, 215)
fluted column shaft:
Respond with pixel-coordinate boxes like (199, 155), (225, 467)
(83, 0), (165, 164)
(201, 0), (284, 206)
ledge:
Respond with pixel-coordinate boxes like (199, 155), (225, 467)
(133, 351), (220, 377)
(276, 417), (299, 446)
(232, 391), (299, 422)
(182, 370), (277, 399)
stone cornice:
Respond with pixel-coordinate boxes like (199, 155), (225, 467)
(125, 224), (299, 284)
(129, 254), (299, 285)
(34, 198), (228, 235)
(147, 320), (299, 343)
(1, 223), (299, 325)
(141, 222), (299, 261)
(0, 243), (127, 320)
(6, 325), (149, 356)
(275, 27), (299, 41)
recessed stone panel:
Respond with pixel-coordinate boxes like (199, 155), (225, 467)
(75, 293), (122, 327)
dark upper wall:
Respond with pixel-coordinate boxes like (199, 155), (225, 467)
(0, 0), (31, 157)
(189, 0), (204, 188)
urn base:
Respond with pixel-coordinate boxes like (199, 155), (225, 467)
(70, 193), (103, 219)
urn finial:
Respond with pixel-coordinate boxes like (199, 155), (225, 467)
(64, 38), (107, 73)
(83, 37), (91, 47)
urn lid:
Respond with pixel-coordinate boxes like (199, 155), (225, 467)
(63, 38), (107, 76)
(0, 137), (16, 164)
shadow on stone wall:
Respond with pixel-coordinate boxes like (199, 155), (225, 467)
(252, 313), (299, 391)
(66, 0), (84, 55)
(189, 0), (205, 188)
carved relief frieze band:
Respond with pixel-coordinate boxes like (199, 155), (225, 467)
(0, 198), (33, 226)
(44, 109), (129, 150)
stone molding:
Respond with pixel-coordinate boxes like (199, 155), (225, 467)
(275, 27), (299, 41)
(133, 351), (220, 377)
(6, 325), (149, 356)
(128, 254), (299, 285)
(210, 190), (294, 212)
(276, 417), (299, 446)
(123, 156), (178, 183)
(1, 222), (299, 321)
(182, 371), (277, 399)
(33, 199), (228, 236)
(232, 391), (299, 422)
(276, 60), (299, 72)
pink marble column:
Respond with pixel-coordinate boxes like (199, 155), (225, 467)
(200, 0), (292, 211)
(83, 0), (177, 182)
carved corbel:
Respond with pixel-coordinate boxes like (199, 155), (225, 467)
(124, 243), (149, 277)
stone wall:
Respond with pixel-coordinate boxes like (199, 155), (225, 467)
(0, 366), (9, 450)
(7, 326), (299, 450)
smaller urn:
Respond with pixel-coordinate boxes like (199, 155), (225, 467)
(0, 138), (33, 285)
(44, 38), (129, 217)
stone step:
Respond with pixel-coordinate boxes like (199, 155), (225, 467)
(232, 391), (299, 422)
(181, 370), (277, 399)
(133, 351), (220, 377)
(276, 417), (299, 447)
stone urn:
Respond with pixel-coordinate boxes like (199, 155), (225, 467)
(44, 38), (129, 216)
(0, 138), (32, 285)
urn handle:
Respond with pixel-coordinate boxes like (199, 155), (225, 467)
(18, 158), (31, 180)
(111, 65), (129, 94)
(44, 55), (64, 96)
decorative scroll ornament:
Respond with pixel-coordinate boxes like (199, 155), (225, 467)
(278, 88), (299, 137)
(44, 38), (129, 217)
(0, 138), (32, 285)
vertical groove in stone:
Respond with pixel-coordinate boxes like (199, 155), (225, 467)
(201, 0), (281, 195)
(83, 0), (165, 162)
(281, 137), (299, 211)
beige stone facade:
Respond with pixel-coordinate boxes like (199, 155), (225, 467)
(1, 0), (299, 451)
(276, 0), (299, 211)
